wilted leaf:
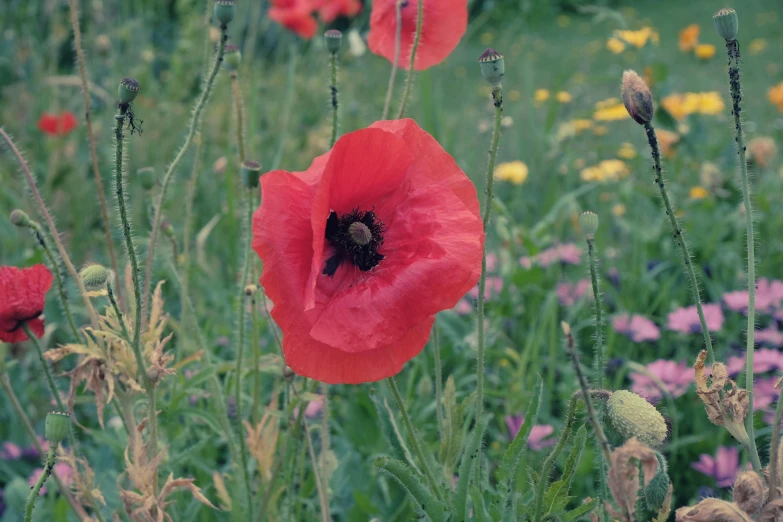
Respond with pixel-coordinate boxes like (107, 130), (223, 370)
(674, 498), (753, 521)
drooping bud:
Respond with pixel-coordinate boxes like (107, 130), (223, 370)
(244, 284), (258, 296)
(224, 43), (241, 72)
(161, 219), (175, 239)
(713, 8), (738, 41)
(643, 460), (671, 512)
(213, 0), (236, 26)
(79, 264), (111, 290)
(45, 411), (71, 444)
(607, 390), (667, 447)
(324, 29), (343, 54)
(478, 48), (505, 88)
(579, 211), (599, 238)
(732, 471), (765, 514)
(348, 222), (372, 246)
(9, 209), (31, 227)
(118, 77), (141, 104)
(241, 160), (261, 189)
(137, 167), (156, 191)
(621, 70), (654, 125)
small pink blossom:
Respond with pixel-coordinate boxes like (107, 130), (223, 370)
(468, 277), (503, 300)
(629, 359), (693, 403)
(756, 326), (783, 348)
(722, 279), (783, 314)
(520, 243), (583, 269)
(505, 415), (556, 451)
(1, 442), (22, 460)
(725, 348), (783, 377)
(667, 303), (724, 334)
(28, 462), (73, 495)
(556, 280), (590, 306)
(753, 376), (780, 410)
(452, 299), (473, 315)
(486, 252), (498, 272)
(691, 446), (744, 488)
(294, 395), (325, 419)
(612, 314), (661, 343)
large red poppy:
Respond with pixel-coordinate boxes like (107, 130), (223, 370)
(269, 0), (318, 39)
(0, 265), (53, 343)
(368, 0), (468, 71)
(252, 119), (483, 384)
(37, 112), (77, 136)
(313, 0), (362, 23)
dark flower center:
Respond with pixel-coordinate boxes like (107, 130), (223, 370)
(322, 209), (385, 277)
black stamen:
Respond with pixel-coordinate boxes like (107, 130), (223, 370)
(321, 208), (385, 277)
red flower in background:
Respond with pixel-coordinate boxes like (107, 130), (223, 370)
(270, 0), (362, 39)
(313, 0), (361, 23)
(37, 112), (77, 136)
(0, 265), (53, 343)
(252, 119), (483, 384)
(369, 0), (468, 70)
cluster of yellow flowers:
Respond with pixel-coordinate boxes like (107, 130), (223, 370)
(607, 27), (659, 54)
(661, 92), (724, 120)
(769, 82), (783, 113)
(534, 89), (572, 104)
(580, 159), (631, 183)
(678, 24), (716, 60)
(593, 97), (631, 121)
(494, 160), (529, 185)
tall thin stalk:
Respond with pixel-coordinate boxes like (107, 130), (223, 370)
(396, 0), (423, 119)
(381, 0), (404, 120)
(329, 51), (339, 148)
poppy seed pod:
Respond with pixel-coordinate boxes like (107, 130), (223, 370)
(224, 43), (241, 71)
(713, 8), (738, 41)
(44, 411), (71, 444)
(137, 167), (156, 190)
(213, 0), (236, 25)
(80, 264), (111, 290)
(579, 211), (599, 238)
(9, 209), (31, 227)
(324, 30), (343, 54)
(241, 160), (261, 189)
(621, 70), (654, 125)
(118, 77), (141, 104)
(607, 390), (667, 447)
(478, 48), (505, 88)
(244, 284), (258, 296)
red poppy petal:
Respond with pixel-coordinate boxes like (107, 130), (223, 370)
(38, 113), (59, 135)
(308, 184), (483, 352)
(269, 6), (318, 39)
(59, 112), (77, 135)
(0, 265), (53, 341)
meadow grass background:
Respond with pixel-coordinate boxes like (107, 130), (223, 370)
(1, 0), (783, 519)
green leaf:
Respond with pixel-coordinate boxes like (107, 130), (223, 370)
(453, 418), (488, 522)
(374, 456), (449, 522)
(562, 497), (598, 522)
(439, 375), (464, 477)
(469, 485), (492, 522)
(170, 406), (224, 437)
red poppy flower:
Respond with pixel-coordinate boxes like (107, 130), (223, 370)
(269, 0), (318, 39)
(37, 112), (78, 136)
(368, 0), (468, 71)
(313, 0), (362, 23)
(252, 119), (483, 384)
(0, 265), (53, 343)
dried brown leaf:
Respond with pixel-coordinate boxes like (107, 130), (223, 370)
(675, 498), (754, 521)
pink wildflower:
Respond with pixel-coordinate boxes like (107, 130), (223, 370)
(612, 313), (661, 343)
(756, 326), (783, 348)
(28, 462), (73, 495)
(505, 415), (556, 451)
(667, 303), (724, 333)
(452, 298), (473, 315)
(468, 277), (503, 300)
(722, 279), (783, 314)
(753, 376), (780, 410)
(691, 446), (744, 488)
(556, 280), (590, 306)
(629, 359), (693, 403)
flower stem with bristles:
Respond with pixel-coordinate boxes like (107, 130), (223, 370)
(330, 52), (339, 148)
(68, 0), (122, 309)
(396, 0), (423, 119)
(107, 282), (132, 343)
(382, 0), (403, 120)
(272, 43), (299, 170)
(22, 323), (68, 415)
(586, 237), (605, 388)
(24, 442), (58, 522)
(432, 321), (444, 433)
(142, 25), (228, 323)
(305, 421), (331, 522)
(231, 72), (246, 164)
(251, 291), (261, 424)
(180, 137), (202, 354)
(770, 393), (783, 501)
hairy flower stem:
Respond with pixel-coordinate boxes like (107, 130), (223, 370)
(231, 72), (246, 163)
(272, 43), (299, 170)
(251, 295), (261, 423)
(387, 375), (443, 501)
(305, 421), (331, 522)
(432, 321), (444, 433)
(475, 86), (502, 483)
(0, 128), (100, 328)
(143, 25), (228, 322)
(329, 52), (339, 148)
(107, 282), (131, 342)
(22, 323), (68, 415)
(770, 395), (783, 501)
(381, 0), (404, 120)
(24, 443), (58, 522)
(68, 0), (122, 309)
(585, 238), (605, 388)
(396, 0), (423, 119)
(724, 39), (761, 471)
(643, 123), (715, 365)
(179, 137), (203, 350)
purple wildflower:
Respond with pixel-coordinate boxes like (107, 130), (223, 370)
(691, 446), (743, 488)
(468, 277), (503, 300)
(667, 303), (724, 334)
(556, 280), (590, 306)
(629, 359), (693, 403)
(722, 279), (783, 315)
(612, 314), (661, 343)
(519, 243), (583, 269)
(753, 376), (780, 410)
(756, 326), (783, 348)
(505, 415), (556, 451)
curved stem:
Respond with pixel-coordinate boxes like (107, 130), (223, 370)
(396, 0), (423, 119)
(381, 0), (403, 120)
(231, 72), (246, 164)
(272, 43), (299, 171)
(387, 375), (443, 501)
(179, 137), (203, 351)
(22, 323), (68, 415)
(643, 123), (715, 364)
(142, 25), (228, 322)
(432, 321), (443, 433)
(107, 282), (131, 342)
(586, 238), (605, 388)
(329, 53), (339, 148)
(24, 444), (58, 522)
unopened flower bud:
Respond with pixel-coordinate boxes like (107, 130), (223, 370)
(161, 219), (175, 238)
(45, 411), (70, 444)
(224, 43), (241, 72)
(607, 390), (667, 447)
(643, 466), (670, 511)
(732, 471), (764, 514)
(147, 366), (160, 383)
(79, 264), (111, 289)
(137, 167), (156, 190)
(119, 77), (140, 104)
(713, 8), (738, 41)
(579, 211), (599, 238)
(621, 70), (654, 126)
(478, 48), (505, 88)
(96, 34), (111, 55)
(417, 374), (433, 397)
(244, 284), (258, 296)
(241, 160), (261, 189)
(324, 30), (343, 54)
(10, 209), (31, 227)
(213, 0), (236, 26)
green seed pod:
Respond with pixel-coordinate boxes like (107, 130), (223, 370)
(621, 70), (654, 126)
(478, 48), (505, 88)
(607, 390), (667, 447)
(417, 374), (433, 397)
(161, 219), (175, 238)
(643, 468), (670, 511)
(119, 77), (140, 104)
(324, 30), (343, 54)
(9, 209), (31, 227)
(579, 211), (599, 238)
(80, 264), (111, 289)
(45, 411), (71, 444)
(713, 7), (738, 41)
(213, 0), (236, 26)
(137, 167), (156, 191)
(224, 43), (241, 72)
(241, 160), (261, 189)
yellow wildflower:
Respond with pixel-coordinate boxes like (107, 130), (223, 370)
(656, 129), (680, 157)
(607, 38), (625, 54)
(768, 82), (783, 112)
(612, 204), (626, 217)
(679, 24), (700, 52)
(749, 39), (767, 54)
(594, 97), (630, 121)
(580, 159), (630, 183)
(661, 92), (724, 120)
(695, 44), (716, 60)
(508, 89), (521, 102)
(592, 125), (609, 136)
(534, 89), (550, 103)
(612, 26), (659, 50)
(617, 143), (637, 159)
(690, 186), (708, 200)
(495, 161), (529, 184)
(556, 91), (572, 103)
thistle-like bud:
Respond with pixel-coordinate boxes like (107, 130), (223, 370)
(607, 390), (667, 447)
(732, 471), (764, 514)
(241, 160), (261, 189)
(9, 209), (31, 227)
(643, 466), (671, 511)
(45, 411), (70, 445)
(579, 211), (599, 238)
(118, 77), (141, 104)
(79, 264), (111, 290)
(621, 70), (654, 126)
(324, 30), (343, 54)
(713, 8), (738, 41)
(478, 48), (505, 88)
(213, 0), (236, 26)
(244, 284), (258, 296)
(137, 167), (156, 191)
(224, 43), (241, 72)
(161, 219), (175, 238)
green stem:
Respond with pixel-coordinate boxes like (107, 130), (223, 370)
(304, 421), (331, 522)
(329, 53), (339, 148)
(643, 123), (715, 365)
(107, 282), (132, 343)
(231, 72), (246, 164)
(396, 0), (423, 119)
(142, 25), (228, 322)
(320, 383), (330, 507)
(179, 138), (203, 354)
(387, 375), (443, 501)
(725, 39), (760, 472)
(381, 0), (403, 120)
(432, 321), (444, 434)
(272, 43), (298, 170)
(251, 295), (261, 424)
(770, 394), (783, 502)
(24, 444), (58, 522)
(22, 324), (68, 415)
(586, 238), (605, 389)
